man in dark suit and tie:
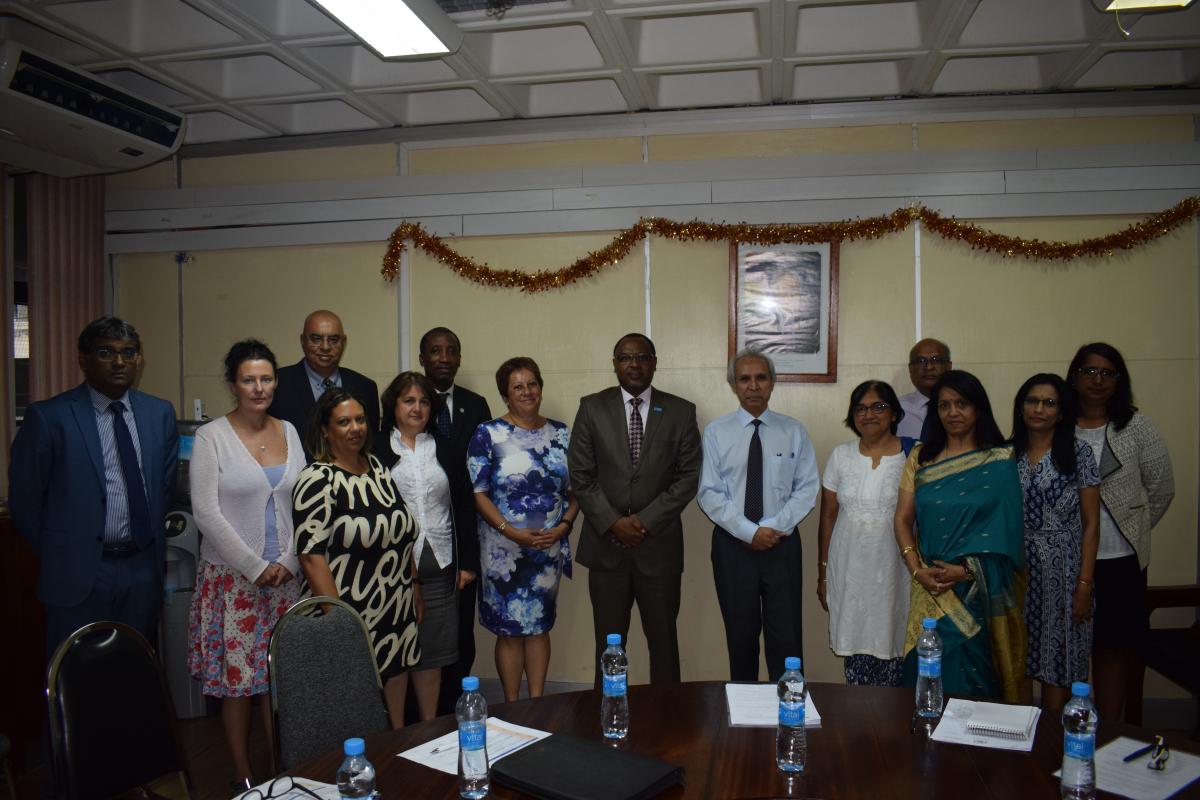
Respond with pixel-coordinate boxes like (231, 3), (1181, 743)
(10, 317), (178, 655)
(568, 333), (702, 684)
(268, 309), (380, 455)
(419, 326), (492, 714)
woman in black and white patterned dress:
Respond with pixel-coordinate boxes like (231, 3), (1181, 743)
(293, 387), (422, 727)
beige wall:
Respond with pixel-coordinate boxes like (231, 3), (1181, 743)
(114, 114), (1199, 696)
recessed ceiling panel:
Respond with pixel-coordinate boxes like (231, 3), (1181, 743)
(0, 15), (101, 63)
(958, 0), (1087, 46)
(933, 55), (1045, 94)
(43, 0), (242, 54)
(1123, 6), (1200, 38)
(632, 11), (761, 65)
(162, 54), (321, 99)
(96, 69), (195, 106)
(472, 24), (604, 76)
(302, 45), (458, 87)
(244, 99), (382, 134)
(233, 0), (345, 37)
(796, 2), (923, 56)
(654, 68), (761, 109)
(792, 61), (902, 101)
(526, 78), (627, 116)
(373, 88), (501, 125)
(1075, 49), (1199, 88)
(183, 111), (271, 144)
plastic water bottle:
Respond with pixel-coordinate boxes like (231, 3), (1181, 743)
(335, 738), (375, 800)
(1061, 681), (1098, 800)
(775, 656), (807, 773)
(456, 676), (489, 799)
(915, 617), (944, 719)
(601, 633), (629, 739)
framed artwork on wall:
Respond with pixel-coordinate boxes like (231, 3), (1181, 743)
(728, 241), (839, 383)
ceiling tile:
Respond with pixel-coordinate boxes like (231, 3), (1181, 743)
(933, 54), (1046, 94)
(183, 111), (271, 144)
(162, 54), (321, 99)
(468, 24), (604, 76)
(231, 0), (345, 38)
(629, 10), (761, 66)
(42, 0), (243, 54)
(1075, 49), (1200, 88)
(243, 99), (382, 134)
(95, 69), (195, 106)
(1123, 6), (1200, 39)
(654, 68), (762, 109)
(958, 0), (1087, 46)
(372, 88), (501, 125)
(792, 60), (903, 101)
(0, 15), (101, 63)
(301, 44), (458, 88)
(796, 2), (923, 56)
(521, 78), (627, 116)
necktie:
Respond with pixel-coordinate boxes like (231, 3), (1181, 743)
(628, 397), (644, 466)
(435, 392), (453, 439)
(321, 377), (334, 393)
(919, 399), (935, 442)
(110, 401), (152, 549)
(744, 419), (764, 523)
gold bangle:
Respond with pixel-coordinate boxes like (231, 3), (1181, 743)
(900, 545), (916, 558)
(819, 560), (829, 568)
(498, 520), (508, 533)
(1077, 576), (1094, 586)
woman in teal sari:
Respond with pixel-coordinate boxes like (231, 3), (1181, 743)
(894, 370), (1027, 702)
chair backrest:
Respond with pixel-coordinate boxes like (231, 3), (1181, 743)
(46, 622), (189, 800)
(269, 596), (390, 771)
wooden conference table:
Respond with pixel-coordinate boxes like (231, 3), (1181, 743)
(293, 681), (1200, 799)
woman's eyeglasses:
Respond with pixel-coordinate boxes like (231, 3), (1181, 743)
(238, 776), (327, 800)
(1076, 366), (1120, 382)
(1022, 397), (1059, 409)
(853, 402), (890, 417)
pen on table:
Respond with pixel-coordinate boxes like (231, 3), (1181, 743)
(429, 743), (456, 754)
(1122, 741), (1158, 763)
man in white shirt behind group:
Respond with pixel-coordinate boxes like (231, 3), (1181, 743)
(897, 338), (953, 441)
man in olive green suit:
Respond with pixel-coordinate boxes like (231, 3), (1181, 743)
(568, 333), (702, 684)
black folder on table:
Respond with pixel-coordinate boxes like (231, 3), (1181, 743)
(492, 734), (683, 800)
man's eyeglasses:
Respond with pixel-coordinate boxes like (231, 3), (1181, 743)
(910, 356), (949, 367)
(237, 776), (327, 800)
(306, 334), (344, 346)
(853, 402), (891, 417)
(615, 353), (656, 364)
(93, 346), (139, 362)
(1076, 366), (1120, 382)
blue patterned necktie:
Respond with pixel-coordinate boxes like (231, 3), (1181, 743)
(435, 392), (453, 439)
(110, 401), (152, 549)
(744, 419), (764, 523)
(628, 397), (644, 466)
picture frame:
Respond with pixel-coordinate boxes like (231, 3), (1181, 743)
(728, 241), (839, 383)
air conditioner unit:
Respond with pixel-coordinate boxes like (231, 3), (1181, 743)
(0, 41), (185, 178)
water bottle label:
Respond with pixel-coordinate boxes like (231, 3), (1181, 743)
(459, 721), (486, 752)
(918, 655), (941, 678)
(603, 673), (627, 697)
(1064, 732), (1095, 760)
(779, 700), (805, 728)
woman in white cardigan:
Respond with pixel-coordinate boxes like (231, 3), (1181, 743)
(187, 339), (306, 789)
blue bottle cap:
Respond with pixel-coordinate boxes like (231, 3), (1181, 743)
(784, 656), (801, 671)
(606, 633), (622, 646)
(922, 617), (937, 629)
(1071, 681), (1090, 698)
(462, 676), (480, 691)
(344, 737), (364, 756)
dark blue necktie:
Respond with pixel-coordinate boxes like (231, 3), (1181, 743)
(919, 400), (936, 442)
(744, 419), (764, 523)
(110, 401), (152, 549)
(435, 392), (453, 439)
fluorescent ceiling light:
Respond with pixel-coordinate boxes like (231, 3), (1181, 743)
(1105, 0), (1194, 9)
(311, 0), (464, 58)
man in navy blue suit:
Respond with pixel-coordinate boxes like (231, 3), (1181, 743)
(10, 317), (178, 655)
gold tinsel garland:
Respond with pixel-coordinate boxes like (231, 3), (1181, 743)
(380, 196), (1200, 293)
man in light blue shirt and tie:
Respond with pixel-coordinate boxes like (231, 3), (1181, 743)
(697, 349), (819, 682)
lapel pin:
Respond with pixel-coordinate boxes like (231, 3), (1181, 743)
(653, 406), (663, 413)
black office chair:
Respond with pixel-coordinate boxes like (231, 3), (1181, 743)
(269, 596), (389, 771)
(46, 622), (190, 800)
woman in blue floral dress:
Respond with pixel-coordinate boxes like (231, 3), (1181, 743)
(1011, 374), (1100, 714)
(468, 356), (578, 702)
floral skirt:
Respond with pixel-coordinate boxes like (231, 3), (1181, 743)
(187, 560), (300, 698)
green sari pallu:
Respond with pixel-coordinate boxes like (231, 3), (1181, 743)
(901, 446), (1028, 702)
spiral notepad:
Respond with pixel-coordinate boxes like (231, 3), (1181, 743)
(963, 702), (1038, 739)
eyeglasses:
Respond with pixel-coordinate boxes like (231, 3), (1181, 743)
(1022, 397), (1059, 409)
(1076, 366), (1120, 382)
(306, 334), (344, 346)
(93, 346), (139, 362)
(853, 402), (891, 416)
(615, 353), (656, 364)
(237, 776), (326, 800)
(910, 356), (949, 367)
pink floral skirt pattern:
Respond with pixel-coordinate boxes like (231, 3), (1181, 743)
(187, 560), (299, 698)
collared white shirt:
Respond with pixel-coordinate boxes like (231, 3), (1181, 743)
(87, 384), (145, 545)
(389, 428), (454, 568)
(619, 386), (653, 432)
(302, 360), (342, 401)
(897, 390), (929, 440)
(697, 406), (819, 544)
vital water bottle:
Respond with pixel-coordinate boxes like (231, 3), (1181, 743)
(1061, 681), (1098, 800)
(335, 738), (375, 800)
(915, 617), (944, 719)
(601, 633), (630, 739)
(456, 676), (489, 799)
(775, 656), (807, 773)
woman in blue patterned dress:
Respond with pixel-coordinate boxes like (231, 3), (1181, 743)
(468, 356), (578, 702)
(1011, 374), (1100, 714)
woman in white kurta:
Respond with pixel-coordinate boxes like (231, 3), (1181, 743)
(817, 380), (912, 686)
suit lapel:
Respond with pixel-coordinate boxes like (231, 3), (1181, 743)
(70, 385), (106, 488)
(128, 391), (156, 498)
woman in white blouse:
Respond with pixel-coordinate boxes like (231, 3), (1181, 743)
(187, 340), (306, 789)
(375, 371), (478, 722)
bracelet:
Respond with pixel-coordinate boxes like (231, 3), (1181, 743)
(818, 560), (829, 568)
(561, 517), (576, 530)
(497, 520), (508, 533)
(818, 577), (827, 583)
(1077, 576), (1094, 586)
(961, 563), (976, 582)
(900, 545), (916, 558)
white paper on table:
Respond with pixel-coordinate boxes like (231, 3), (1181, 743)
(929, 699), (1041, 752)
(397, 717), (551, 775)
(234, 777), (340, 800)
(1050, 736), (1200, 800)
(724, 683), (822, 728)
